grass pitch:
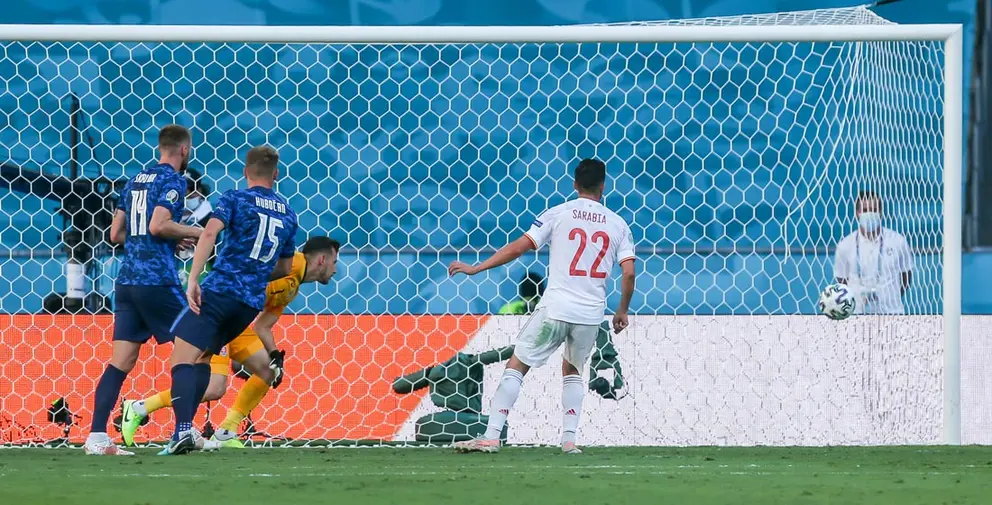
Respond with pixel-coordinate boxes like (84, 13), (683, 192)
(1, 446), (990, 505)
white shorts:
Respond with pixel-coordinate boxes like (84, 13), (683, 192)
(513, 307), (600, 369)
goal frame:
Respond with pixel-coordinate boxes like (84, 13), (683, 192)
(0, 22), (964, 445)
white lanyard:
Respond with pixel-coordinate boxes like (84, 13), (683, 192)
(855, 231), (884, 291)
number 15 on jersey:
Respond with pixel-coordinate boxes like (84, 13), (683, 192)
(250, 213), (283, 262)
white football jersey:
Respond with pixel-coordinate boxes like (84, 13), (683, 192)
(524, 198), (635, 325)
(833, 227), (913, 315)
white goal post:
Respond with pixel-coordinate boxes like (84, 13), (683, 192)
(0, 23), (966, 44)
(0, 10), (965, 446)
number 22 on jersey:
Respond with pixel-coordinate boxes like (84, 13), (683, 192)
(250, 213), (284, 262)
(568, 228), (609, 278)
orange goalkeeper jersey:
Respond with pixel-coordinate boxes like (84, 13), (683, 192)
(263, 252), (307, 315)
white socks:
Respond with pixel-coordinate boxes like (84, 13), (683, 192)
(484, 368), (524, 440)
(132, 400), (149, 417)
(483, 369), (585, 445)
(561, 374), (584, 445)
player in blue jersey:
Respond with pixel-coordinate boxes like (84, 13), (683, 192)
(84, 125), (203, 456)
(161, 145), (299, 455)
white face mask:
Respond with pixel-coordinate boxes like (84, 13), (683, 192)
(185, 196), (203, 212)
(858, 211), (882, 233)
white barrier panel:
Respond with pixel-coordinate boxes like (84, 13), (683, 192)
(398, 315), (990, 446)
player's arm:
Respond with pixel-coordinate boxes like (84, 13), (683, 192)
(149, 178), (201, 241)
(448, 235), (535, 276)
(612, 225), (637, 333)
(270, 217), (298, 280)
(190, 218), (223, 282)
(449, 210), (552, 276)
(613, 258), (635, 333)
(270, 256), (294, 280)
(186, 217), (224, 313)
(255, 309), (288, 387)
(188, 190), (233, 312)
(110, 182), (129, 245)
(109, 209), (127, 245)
(148, 206), (202, 240)
(253, 310), (280, 354)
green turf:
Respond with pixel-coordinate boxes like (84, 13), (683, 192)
(1, 446), (990, 505)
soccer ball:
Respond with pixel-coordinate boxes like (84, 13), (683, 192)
(818, 283), (856, 320)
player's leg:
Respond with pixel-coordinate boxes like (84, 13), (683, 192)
(559, 323), (600, 454)
(212, 333), (272, 447)
(181, 305), (216, 430)
(454, 356), (529, 453)
(201, 358), (231, 402)
(117, 285), (206, 453)
(455, 309), (565, 453)
(85, 285), (147, 456)
(163, 302), (220, 454)
(86, 341), (142, 455)
(164, 293), (259, 454)
(472, 354), (529, 451)
(187, 359), (227, 452)
(121, 357), (228, 446)
(169, 339), (213, 450)
(118, 285), (196, 448)
(560, 358), (584, 454)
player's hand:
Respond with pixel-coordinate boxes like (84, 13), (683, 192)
(612, 311), (629, 334)
(177, 237), (197, 253)
(448, 261), (479, 277)
(268, 350), (286, 388)
(186, 281), (202, 315)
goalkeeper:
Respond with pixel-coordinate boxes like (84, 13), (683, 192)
(497, 272), (545, 315)
(120, 236), (340, 447)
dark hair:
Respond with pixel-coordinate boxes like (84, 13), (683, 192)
(245, 145), (280, 178)
(574, 158), (606, 193)
(302, 236), (341, 255)
(185, 168), (211, 196)
(520, 271), (546, 299)
(855, 190), (882, 212)
(158, 124), (191, 150)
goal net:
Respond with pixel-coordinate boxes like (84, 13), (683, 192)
(0, 6), (965, 447)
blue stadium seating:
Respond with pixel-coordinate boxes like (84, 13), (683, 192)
(0, 0), (975, 315)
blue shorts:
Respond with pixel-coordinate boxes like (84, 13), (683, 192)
(170, 289), (259, 354)
(113, 284), (186, 344)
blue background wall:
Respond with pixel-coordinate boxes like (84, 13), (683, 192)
(0, 0), (973, 27)
(0, 0), (983, 315)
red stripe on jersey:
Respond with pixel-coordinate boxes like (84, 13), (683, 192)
(523, 233), (539, 250)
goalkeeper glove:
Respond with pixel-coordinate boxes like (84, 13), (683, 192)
(268, 350), (286, 388)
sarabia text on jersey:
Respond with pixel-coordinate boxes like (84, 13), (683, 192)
(116, 163), (186, 286)
(202, 187), (298, 310)
(524, 199), (635, 325)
